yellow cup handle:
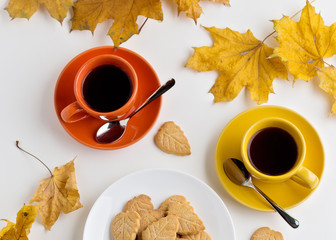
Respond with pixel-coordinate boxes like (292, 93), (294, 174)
(291, 166), (319, 189)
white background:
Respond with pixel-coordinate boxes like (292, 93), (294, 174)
(1, 0), (336, 239)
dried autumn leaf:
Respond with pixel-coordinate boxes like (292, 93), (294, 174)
(273, 1), (336, 81)
(142, 215), (179, 240)
(29, 159), (82, 230)
(5, 0), (73, 22)
(186, 27), (288, 104)
(173, 0), (230, 23)
(317, 66), (336, 114)
(111, 211), (141, 240)
(173, 0), (203, 23)
(207, 0), (230, 3)
(0, 204), (39, 240)
(71, 0), (163, 47)
(155, 121), (191, 156)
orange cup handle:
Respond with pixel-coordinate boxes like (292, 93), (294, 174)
(291, 166), (319, 189)
(61, 101), (89, 123)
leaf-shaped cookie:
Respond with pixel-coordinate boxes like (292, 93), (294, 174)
(142, 215), (179, 240)
(317, 66), (336, 114)
(251, 227), (284, 240)
(159, 195), (189, 214)
(111, 211), (141, 240)
(167, 202), (205, 235)
(124, 194), (154, 212)
(155, 121), (191, 156)
(180, 231), (212, 240)
(137, 209), (165, 240)
(273, 2), (336, 81)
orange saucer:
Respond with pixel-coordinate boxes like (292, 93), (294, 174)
(54, 47), (161, 150)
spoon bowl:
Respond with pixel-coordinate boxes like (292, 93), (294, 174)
(96, 79), (175, 144)
(223, 158), (300, 228)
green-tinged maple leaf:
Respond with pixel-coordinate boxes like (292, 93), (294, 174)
(186, 27), (288, 104)
(273, 1), (336, 81)
(5, 0), (73, 23)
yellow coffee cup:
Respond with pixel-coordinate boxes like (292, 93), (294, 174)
(241, 117), (319, 189)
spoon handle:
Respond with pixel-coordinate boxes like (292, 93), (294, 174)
(129, 78), (175, 118)
(252, 184), (300, 228)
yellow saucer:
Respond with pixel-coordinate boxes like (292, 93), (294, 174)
(215, 105), (324, 212)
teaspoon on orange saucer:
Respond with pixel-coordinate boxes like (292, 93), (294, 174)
(223, 158), (299, 228)
(96, 79), (175, 144)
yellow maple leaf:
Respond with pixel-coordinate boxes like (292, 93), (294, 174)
(173, 0), (230, 23)
(317, 66), (336, 114)
(208, 0), (230, 2)
(173, 0), (203, 23)
(186, 27), (288, 104)
(5, 0), (73, 23)
(273, 1), (336, 81)
(0, 204), (39, 240)
(71, 0), (163, 47)
(29, 159), (82, 230)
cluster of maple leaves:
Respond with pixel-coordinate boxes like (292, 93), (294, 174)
(5, 0), (229, 47)
(6, 0), (336, 112)
(0, 142), (82, 239)
(187, 2), (336, 114)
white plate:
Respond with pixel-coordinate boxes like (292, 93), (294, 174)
(83, 168), (236, 240)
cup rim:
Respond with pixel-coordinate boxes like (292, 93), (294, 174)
(241, 117), (306, 182)
(73, 54), (138, 120)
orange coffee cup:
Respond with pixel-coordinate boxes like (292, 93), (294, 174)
(61, 54), (138, 123)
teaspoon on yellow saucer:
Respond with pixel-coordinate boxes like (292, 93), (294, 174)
(223, 158), (299, 228)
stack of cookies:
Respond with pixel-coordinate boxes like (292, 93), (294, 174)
(111, 194), (212, 240)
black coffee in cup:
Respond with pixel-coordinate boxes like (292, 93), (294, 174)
(82, 64), (132, 113)
(247, 127), (298, 176)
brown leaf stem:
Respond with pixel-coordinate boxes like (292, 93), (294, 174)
(262, 30), (276, 43)
(16, 141), (53, 176)
(262, 0), (318, 43)
(323, 61), (333, 68)
(138, 17), (149, 34)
